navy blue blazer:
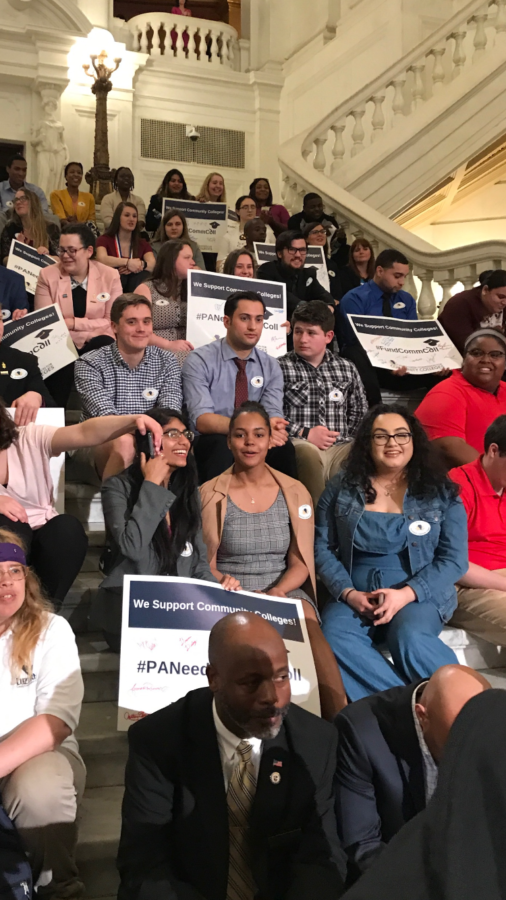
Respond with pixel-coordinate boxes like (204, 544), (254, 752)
(0, 266), (29, 319)
(334, 682), (426, 882)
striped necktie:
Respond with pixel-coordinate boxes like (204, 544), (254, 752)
(226, 740), (257, 900)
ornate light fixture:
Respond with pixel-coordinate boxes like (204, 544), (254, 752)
(83, 49), (122, 204)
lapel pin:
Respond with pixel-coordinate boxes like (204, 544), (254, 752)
(270, 772), (281, 784)
(273, 760), (283, 768)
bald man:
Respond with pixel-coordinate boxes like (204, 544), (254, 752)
(334, 665), (490, 884)
(118, 612), (346, 900)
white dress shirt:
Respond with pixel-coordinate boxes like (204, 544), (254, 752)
(412, 682), (438, 802)
(212, 698), (263, 790)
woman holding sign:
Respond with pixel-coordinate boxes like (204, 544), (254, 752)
(1, 188), (59, 267)
(97, 408), (238, 652)
(146, 169), (193, 233)
(315, 404), (468, 702)
(135, 239), (197, 365)
(200, 400), (347, 719)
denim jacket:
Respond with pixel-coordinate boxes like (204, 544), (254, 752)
(314, 473), (468, 621)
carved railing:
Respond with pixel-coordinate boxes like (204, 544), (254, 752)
(301, 0), (506, 177)
(278, 152), (506, 318)
(124, 11), (240, 68)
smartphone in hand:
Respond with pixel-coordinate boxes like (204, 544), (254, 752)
(135, 429), (155, 459)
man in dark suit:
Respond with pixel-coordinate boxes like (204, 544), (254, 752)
(334, 665), (490, 884)
(257, 231), (334, 319)
(118, 611), (346, 900)
(0, 304), (55, 423)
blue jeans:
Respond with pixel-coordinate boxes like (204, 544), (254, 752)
(322, 599), (459, 701)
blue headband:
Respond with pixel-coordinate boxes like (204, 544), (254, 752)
(0, 543), (26, 565)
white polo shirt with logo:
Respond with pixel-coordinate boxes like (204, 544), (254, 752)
(0, 613), (84, 756)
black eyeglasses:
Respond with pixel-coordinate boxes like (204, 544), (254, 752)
(467, 349), (505, 360)
(57, 247), (84, 258)
(372, 432), (412, 446)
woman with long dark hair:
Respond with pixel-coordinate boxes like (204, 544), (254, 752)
(249, 177), (289, 234)
(332, 237), (375, 301)
(146, 168), (193, 232)
(151, 207), (205, 268)
(1, 187), (59, 266)
(315, 404), (468, 701)
(136, 239), (197, 364)
(96, 408), (238, 651)
(96, 201), (155, 292)
(200, 401), (347, 718)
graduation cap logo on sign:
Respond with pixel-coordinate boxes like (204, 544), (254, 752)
(210, 222), (220, 230)
(423, 339), (439, 347)
(35, 329), (53, 340)
(263, 308), (273, 320)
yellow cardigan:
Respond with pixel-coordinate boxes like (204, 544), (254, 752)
(50, 189), (96, 223)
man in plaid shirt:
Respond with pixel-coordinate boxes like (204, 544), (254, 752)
(74, 293), (182, 481)
(279, 300), (367, 505)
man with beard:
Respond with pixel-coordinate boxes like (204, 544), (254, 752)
(117, 611), (346, 900)
(257, 231), (335, 319)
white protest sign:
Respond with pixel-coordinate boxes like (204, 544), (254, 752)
(349, 315), (462, 374)
(118, 576), (320, 730)
(7, 239), (56, 294)
(253, 242), (330, 291)
(162, 198), (228, 253)
(2, 306), (78, 379)
(187, 269), (287, 358)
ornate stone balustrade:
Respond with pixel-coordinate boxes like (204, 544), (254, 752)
(301, 0), (506, 177)
(124, 11), (240, 68)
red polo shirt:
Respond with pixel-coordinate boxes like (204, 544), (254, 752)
(449, 458), (506, 569)
(415, 370), (506, 453)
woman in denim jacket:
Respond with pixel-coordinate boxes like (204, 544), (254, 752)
(315, 404), (468, 700)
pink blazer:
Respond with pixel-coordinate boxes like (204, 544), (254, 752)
(34, 260), (122, 349)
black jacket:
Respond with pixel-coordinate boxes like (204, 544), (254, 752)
(334, 682), (426, 882)
(0, 344), (55, 408)
(118, 687), (346, 900)
(330, 265), (363, 302)
(257, 259), (334, 317)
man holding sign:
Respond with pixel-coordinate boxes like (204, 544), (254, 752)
(118, 611), (346, 900)
(182, 290), (296, 483)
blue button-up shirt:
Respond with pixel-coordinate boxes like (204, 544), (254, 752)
(182, 337), (284, 432)
(339, 280), (417, 346)
(0, 180), (49, 214)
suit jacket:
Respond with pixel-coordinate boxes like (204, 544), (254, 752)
(118, 687), (346, 900)
(0, 344), (55, 407)
(34, 259), (122, 349)
(334, 682), (426, 882)
(256, 260), (334, 317)
(0, 266), (29, 316)
(199, 464), (316, 599)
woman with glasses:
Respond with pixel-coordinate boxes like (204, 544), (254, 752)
(34, 224), (122, 407)
(96, 201), (155, 292)
(151, 207), (205, 268)
(1, 187), (59, 268)
(415, 330), (506, 469)
(0, 530), (86, 900)
(315, 404), (468, 700)
(96, 408), (238, 651)
(200, 401), (347, 719)
(216, 195), (274, 272)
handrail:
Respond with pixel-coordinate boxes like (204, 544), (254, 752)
(123, 11), (239, 68)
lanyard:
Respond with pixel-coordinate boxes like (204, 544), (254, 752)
(115, 234), (133, 259)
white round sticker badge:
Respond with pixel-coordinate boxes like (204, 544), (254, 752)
(181, 542), (193, 557)
(142, 388), (159, 401)
(299, 504), (312, 520)
(409, 520), (431, 536)
(5, 201), (13, 209)
(78, 201), (86, 207)
(306, 277), (313, 287)
(329, 388), (343, 402)
(393, 301), (405, 310)
(328, 270), (336, 278)
(156, 298), (170, 307)
(251, 375), (263, 388)
(11, 368), (27, 380)
(1, 309), (11, 320)
(96, 292), (110, 303)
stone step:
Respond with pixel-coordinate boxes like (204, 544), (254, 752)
(77, 632), (120, 704)
(77, 701), (127, 788)
(78, 786), (122, 900)
(66, 482), (104, 528)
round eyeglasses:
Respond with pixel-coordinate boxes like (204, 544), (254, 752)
(0, 564), (26, 581)
(162, 429), (194, 442)
(372, 432), (412, 446)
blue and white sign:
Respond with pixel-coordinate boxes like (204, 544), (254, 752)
(118, 576), (319, 729)
(162, 198), (228, 253)
(7, 239), (56, 294)
(2, 305), (78, 379)
(187, 270), (287, 358)
(348, 315), (462, 374)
